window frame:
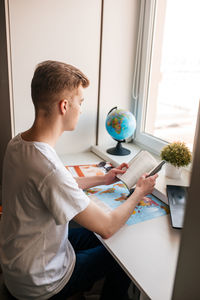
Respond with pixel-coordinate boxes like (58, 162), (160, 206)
(132, 0), (169, 155)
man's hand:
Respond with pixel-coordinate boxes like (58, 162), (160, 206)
(75, 163), (128, 190)
(104, 163), (129, 185)
(135, 173), (158, 199)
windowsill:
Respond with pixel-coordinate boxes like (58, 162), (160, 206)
(91, 142), (191, 204)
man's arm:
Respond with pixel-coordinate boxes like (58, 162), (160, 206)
(73, 174), (158, 239)
(74, 175), (106, 190)
(74, 163), (129, 189)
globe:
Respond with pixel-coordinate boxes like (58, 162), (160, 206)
(105, 107), (136, 156)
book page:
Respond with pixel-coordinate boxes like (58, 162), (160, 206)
(117, 151), (158, 190)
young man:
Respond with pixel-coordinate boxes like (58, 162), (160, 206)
(0, 61), (157, 300)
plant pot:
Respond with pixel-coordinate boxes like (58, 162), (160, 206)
(165, 163), (182, 179)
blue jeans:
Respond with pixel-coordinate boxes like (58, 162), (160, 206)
(50, 227), (131, 300)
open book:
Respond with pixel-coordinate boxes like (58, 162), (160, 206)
(117, 150), (165, 190)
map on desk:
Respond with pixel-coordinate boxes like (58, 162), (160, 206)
(66, 163), (169, 226)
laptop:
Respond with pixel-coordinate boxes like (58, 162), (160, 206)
(166, 185), (188, 229)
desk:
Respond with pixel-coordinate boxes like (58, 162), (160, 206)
(60, 151), (189, 300)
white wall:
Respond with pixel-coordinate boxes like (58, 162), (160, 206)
(98, 0), (140, 147)
(6, 0), (140, 154)
(8, 0), (101, 154)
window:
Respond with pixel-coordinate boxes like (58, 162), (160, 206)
(133, 0), (200, 154)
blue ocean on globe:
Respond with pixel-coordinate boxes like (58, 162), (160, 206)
(106, 108), (136, 141)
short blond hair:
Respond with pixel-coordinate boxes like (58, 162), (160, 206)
(31, 60), (89, 114)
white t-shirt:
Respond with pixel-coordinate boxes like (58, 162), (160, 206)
(0, 134), (90, 300)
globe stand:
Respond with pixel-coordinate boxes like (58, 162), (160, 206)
(106, 140), (131, 156)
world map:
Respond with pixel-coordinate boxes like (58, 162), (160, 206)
(106, 112), (126, 135)
(85, 183), (169, 226)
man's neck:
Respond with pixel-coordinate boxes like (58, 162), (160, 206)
(21, 117), (62, 147)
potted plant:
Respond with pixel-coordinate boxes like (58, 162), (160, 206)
(160, 141), (192, 179)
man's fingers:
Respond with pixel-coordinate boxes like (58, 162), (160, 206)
(118, 163), (129, 170)
(114, 169), (126, 174)
(153, 173), (159, 179)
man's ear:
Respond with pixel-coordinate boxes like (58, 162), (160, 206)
(59, 99), (69, 115)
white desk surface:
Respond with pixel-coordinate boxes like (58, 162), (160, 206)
(60, 151), (187, 300)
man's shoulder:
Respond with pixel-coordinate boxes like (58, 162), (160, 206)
(7, 134), (20, 148)
(4, 135), (65, 182)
